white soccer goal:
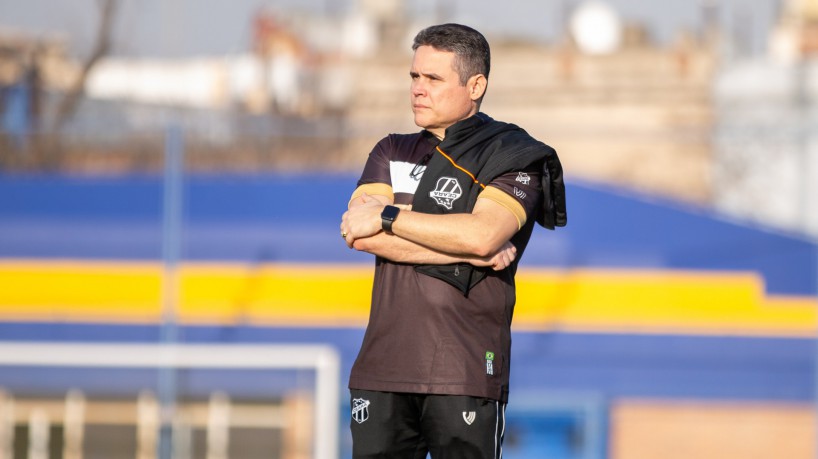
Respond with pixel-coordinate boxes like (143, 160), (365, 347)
(0, 342), (340, 459)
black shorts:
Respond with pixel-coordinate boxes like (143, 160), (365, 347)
(349, 389), (506, 458)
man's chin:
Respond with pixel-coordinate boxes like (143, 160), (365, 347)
(413, 115), (432, 130)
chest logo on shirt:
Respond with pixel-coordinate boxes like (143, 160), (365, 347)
(352, 398), (370, 424)
(429, 177), (462, 210)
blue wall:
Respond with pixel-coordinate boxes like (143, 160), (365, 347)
(1, 173), (814, 294)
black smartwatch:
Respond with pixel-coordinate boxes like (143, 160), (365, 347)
(381, 205), (400, 233)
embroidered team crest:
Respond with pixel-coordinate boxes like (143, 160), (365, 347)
(462, 411), (476, 425)
(515, 172), (531, 185)
(429, 177), (463, 210)
(352, 398), (370, 424)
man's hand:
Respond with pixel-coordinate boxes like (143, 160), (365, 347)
(470, 241), (517, 271)
(341, 193), (384, 247)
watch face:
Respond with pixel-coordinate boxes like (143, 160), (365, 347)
(382, 205), (400, 221)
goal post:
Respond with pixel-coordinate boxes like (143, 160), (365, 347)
(0, 341), (341, 459)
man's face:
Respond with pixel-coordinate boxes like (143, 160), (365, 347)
(410, 45), (481, 138)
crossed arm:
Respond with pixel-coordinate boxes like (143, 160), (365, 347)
(340, 192), (520, 271)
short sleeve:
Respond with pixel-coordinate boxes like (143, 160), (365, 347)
(350, 137), (395, 206)
(479, 168), (543, 229)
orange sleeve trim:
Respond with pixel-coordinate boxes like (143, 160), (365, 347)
(349, 183), (394, 208)
(478, 186), (527, 230)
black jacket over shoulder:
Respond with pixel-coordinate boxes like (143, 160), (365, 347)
(412, 113), (567, 294)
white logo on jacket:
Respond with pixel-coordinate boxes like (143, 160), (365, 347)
(429, 177), (462, 210)
(515, 172), (531, 185)
(462, 411), (476, 425)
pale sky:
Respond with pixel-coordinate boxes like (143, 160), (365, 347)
(0, 0), (780, 59)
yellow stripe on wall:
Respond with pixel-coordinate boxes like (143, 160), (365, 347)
(177, 263), (373, 326)
(514, 269), (816, 336)
(0, 260), (373, 326)
(0, 260), (163, 322)
(0, 260), (814, 336)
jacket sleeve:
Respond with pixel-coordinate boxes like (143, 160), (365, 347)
(535, 145), (567, 230)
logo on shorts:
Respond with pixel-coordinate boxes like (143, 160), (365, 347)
(514, 187), (527, 200)
(352, 398), (370, 424)
(429, 177), (462, 210)
(462, 411), (476, 425)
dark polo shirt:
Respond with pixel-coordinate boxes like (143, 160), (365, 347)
(348, 126), (542, 403)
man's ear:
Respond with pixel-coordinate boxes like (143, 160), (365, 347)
(468, 74), (487, 102)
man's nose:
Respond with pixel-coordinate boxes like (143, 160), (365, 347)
(411, 80), (426, 97)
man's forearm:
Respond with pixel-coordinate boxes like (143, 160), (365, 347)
(353, 231), (470, 264)
(343, 198), (519, 258)
(388, 209), (502, 257)
(352, 231), (516, 270)
(342, 191), (520, 264)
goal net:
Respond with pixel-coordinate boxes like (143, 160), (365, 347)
(0, 342), (340, 459)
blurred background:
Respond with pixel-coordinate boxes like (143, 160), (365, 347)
(0, 0), (817, 458)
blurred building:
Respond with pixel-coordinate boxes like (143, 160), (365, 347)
(1, 0), (718, 205)
(714, 0), (818, 236)
(0, 0), (786, 235)
(83, 10), (356, 116)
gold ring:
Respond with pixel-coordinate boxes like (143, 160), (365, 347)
(341, 231), (347, 238)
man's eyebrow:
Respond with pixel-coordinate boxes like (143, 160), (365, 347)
(409, 70), (443, 80)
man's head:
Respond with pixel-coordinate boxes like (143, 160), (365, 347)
(412, 23), (491, 85)
(409, 24), (490, 138)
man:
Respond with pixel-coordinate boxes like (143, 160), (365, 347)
(340, 23), (566, 458)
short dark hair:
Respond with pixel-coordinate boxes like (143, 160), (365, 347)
(412, 23), (490, 85)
